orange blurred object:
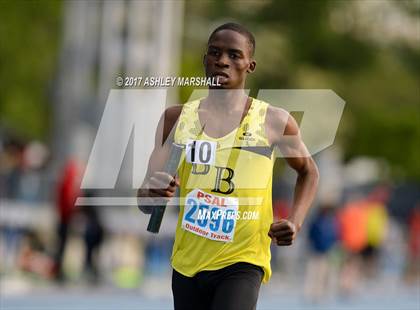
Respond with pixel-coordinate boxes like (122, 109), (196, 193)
(338, 202), (369, 253)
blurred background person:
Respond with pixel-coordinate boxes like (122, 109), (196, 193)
(337, 199), (368, 297)
(361, 188), (389, 278)
(405, 205), (420, 284)
(52, 158), (82, 282)
(80, 189), (104, 284)
(304, 203), (339, 303)
(17, 230), (55, 280)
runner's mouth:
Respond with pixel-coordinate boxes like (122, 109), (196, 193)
(212, 72), (229, 83)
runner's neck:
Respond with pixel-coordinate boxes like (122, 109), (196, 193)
(205, 90), (249, 112)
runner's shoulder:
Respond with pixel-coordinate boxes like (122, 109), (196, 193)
(161, 105), (183, 143)
(163, 105), (183, 128)
(265, 105), (289, 125)
(265, 104), (298, 145)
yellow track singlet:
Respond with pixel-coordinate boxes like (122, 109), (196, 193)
(171, 97), (275, 283)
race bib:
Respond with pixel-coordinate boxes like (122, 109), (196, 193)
(186, 139), (216, 165)
(182, 189), (238, 242)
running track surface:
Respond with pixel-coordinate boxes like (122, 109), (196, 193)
(2, 281), (419, 310)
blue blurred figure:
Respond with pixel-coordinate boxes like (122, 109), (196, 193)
(308, 205), (338, 254)
(304, 204), (339, 303)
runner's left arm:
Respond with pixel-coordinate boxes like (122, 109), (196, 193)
(266, 106), (319, 246)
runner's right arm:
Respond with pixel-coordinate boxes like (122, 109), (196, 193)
(137, 105), (182, 213)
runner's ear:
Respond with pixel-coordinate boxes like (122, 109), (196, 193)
(247, 60), (256, 73)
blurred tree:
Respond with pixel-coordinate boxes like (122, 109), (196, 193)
(1, 0), (418, 180)
(0, 1), (62, 141)
(180, 0), (420, 180)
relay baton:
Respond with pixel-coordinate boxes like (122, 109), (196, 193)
(147, 143), (183, 233)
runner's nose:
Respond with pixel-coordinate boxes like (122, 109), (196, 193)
(216, 53), (229, 68)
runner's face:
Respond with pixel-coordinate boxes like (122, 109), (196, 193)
(204, 30), (255, 89)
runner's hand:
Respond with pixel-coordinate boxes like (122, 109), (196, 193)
(268, 219), (297, 246)
(147, 171), (179, 201)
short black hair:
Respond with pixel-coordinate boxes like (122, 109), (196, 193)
(208, 22), (256, 56)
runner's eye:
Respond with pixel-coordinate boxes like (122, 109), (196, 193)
(208, 49), (220, 57)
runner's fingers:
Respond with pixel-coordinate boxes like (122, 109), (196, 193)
(269, 227), (294, 238)
(276, 239), (293, 246)
(154, 172), (175, 184)
(165, 183), (177, 194)
(150, 175), (178, 193)
(149, 176), (174, 190)
(149, 188), (173, 199)
(270, 227), (294, 236)
(271, 230), (295, 239)
(270, 221), (293, 232)
(149, 176), (168, 188)
(276, 234), (294, 242)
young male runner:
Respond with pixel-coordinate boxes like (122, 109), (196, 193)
(138, 23), (319, 310)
